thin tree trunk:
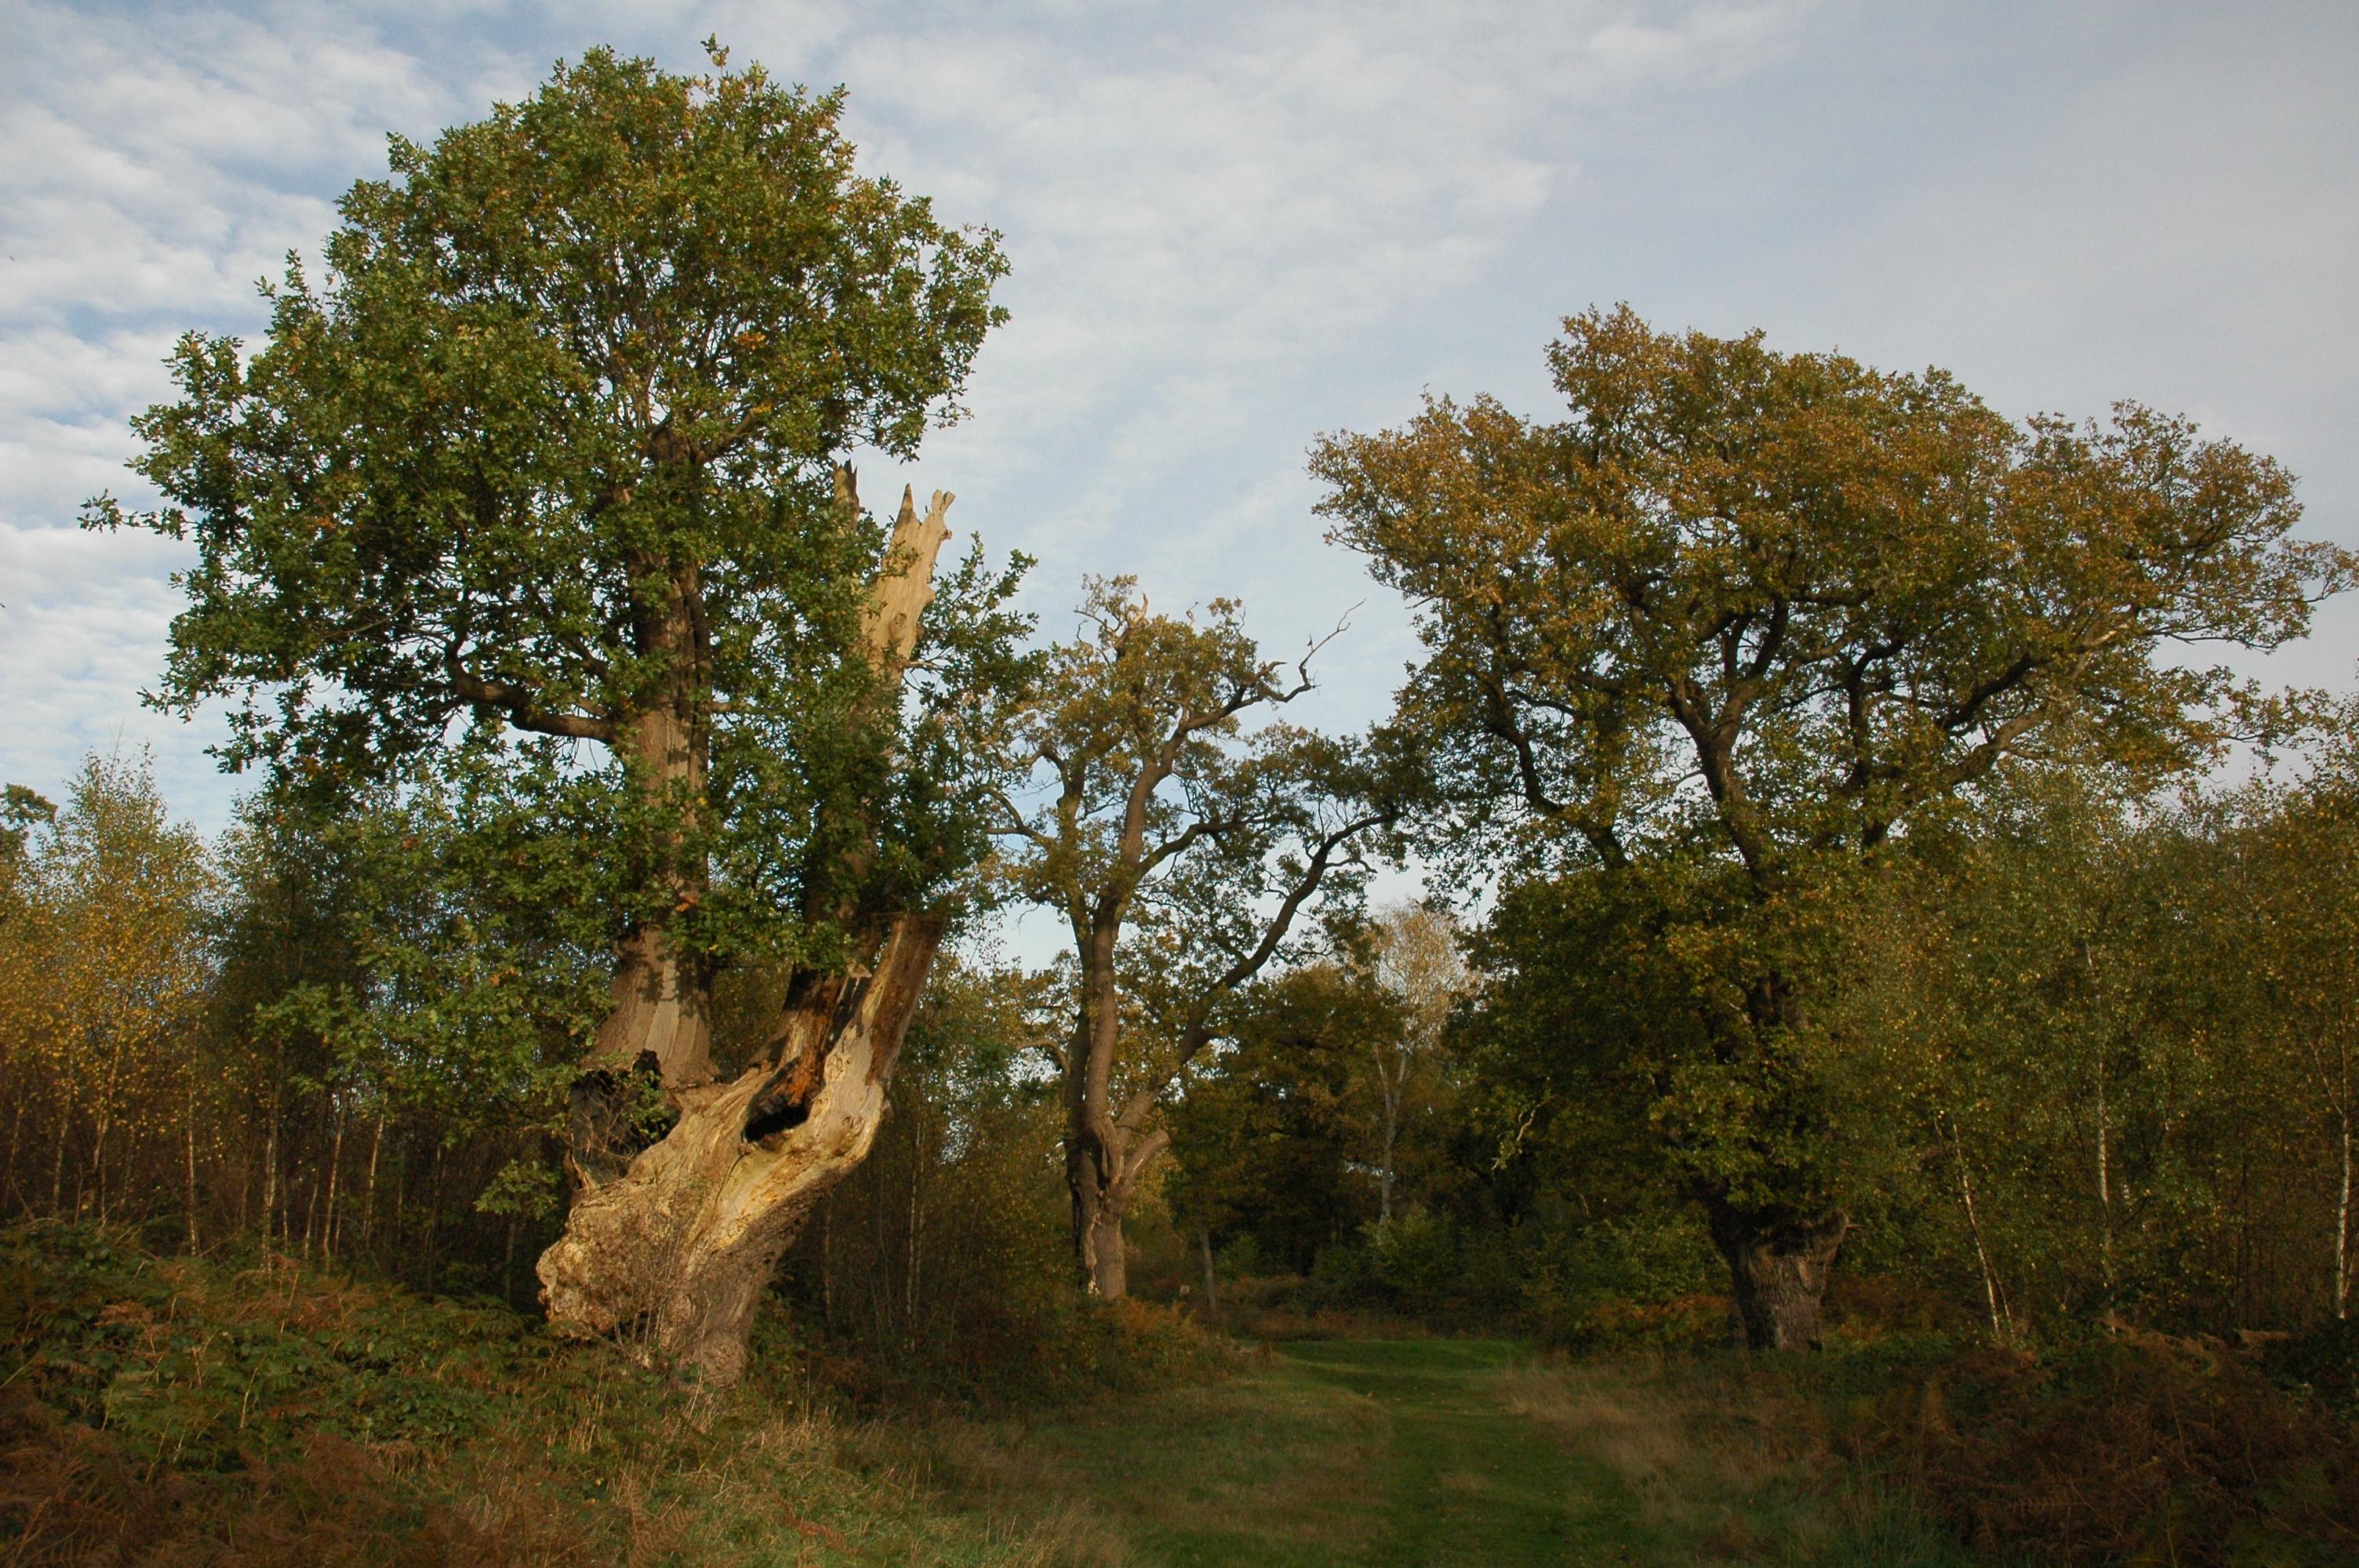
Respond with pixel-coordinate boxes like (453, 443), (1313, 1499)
(2337, 1108), (2352, 1321)
(300, 1163), (318, 1264)
(904, 1103), (924, 1340)
(88, 1112), (109, 1223)
(2081, 938), (2118, 1314)
(426, 1140), (444, 1291)
(2237, 1146), (2253, 1330)
(184, 1076), (200, 1252)
(1943, 1112), (2013, 1340)
(390, 1137), (406, 1272)
(322, 1097), (346, 1268)
(2096, 1046), (2115, 1308)
(5, 1094), (24, 1214)
(261, 1091), (281, 1254)
(50, 1110), (67, 1216)
(362, 1112), (384, 1253)
(1198, 1225), (1219, 1314)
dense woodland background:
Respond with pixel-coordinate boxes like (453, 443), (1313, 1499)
(6, 718), (2356, 1357)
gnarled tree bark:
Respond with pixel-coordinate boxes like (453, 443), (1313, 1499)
(1067, 1111), (1168, 1300)
(538, 477), (960, 1385)
(1705, 1199), (1848, 1350)
(539, 912), (943, 1385)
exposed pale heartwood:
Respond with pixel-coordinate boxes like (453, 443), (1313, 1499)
(538, 481), (961, 1384)
(539, 909), (944, 1385)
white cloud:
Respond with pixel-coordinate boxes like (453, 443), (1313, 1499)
(5, 0), (2351, 851)
(0, 1), (552, 826)
(817, 1), (1819, 645)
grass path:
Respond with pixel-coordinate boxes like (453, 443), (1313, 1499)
(1279, 1340), (1640, 1566)
(998, 1339), (1652, 1566)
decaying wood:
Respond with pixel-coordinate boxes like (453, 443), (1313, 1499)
(537, 474), (960, 1385)
(863, 485), (954, 670)
(537, 913), (944, 1385)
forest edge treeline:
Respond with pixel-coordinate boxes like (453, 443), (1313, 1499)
(5, 42), (2357, 1401)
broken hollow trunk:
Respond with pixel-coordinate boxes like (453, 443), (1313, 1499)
(535, 477), (958, 1386)
(540, 909), (939, 1377)
(538, 913), (944, 1386)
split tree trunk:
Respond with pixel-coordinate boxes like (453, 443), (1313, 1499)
(1062, 952), (1171, 1299)
(538, 479), (958, 1387)
(1067, 1125), (1163, 1299)
(539, 914), (943, 1385)
(1705, 1200), (1848, 1350)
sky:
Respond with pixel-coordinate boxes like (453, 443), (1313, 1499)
(4, 0), (2356, 865)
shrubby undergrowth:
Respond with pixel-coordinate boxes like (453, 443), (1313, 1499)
(1519, 1287), (2359, 1566)
(0, 1221), (1224, 1566)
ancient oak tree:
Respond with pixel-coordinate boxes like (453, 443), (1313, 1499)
(994, 581), (1392, 1297)
(93, 49), (1029, 1382)
(1313, 306), (2354, 1348)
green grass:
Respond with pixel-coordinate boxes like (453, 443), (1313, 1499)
(1283, 1339), (1624, 1565)
(939, 1338), (1967, 1566)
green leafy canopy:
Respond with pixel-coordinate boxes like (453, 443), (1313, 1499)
(87, 45), (1029, 968)
(1318, 306), (2357, 1232)
(1315, 304), (2356, 891)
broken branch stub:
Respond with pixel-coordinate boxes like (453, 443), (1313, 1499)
(863, 485), (954, 670)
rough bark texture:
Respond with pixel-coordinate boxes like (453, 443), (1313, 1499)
(1066, 1117), (1165, 1299)
(1072, 1167), (1129, 1299)
(539, 478), (959, 1385)
(1064, 926), (1138, 1298)
(539, 913), (944, 1385)
(1707, 1200), (1848, 1351)
(587, 553), (718, 1088)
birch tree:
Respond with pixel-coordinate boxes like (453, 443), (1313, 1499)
(1366, 903), (1468, 1228)
(3, 756), (212, 1221)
